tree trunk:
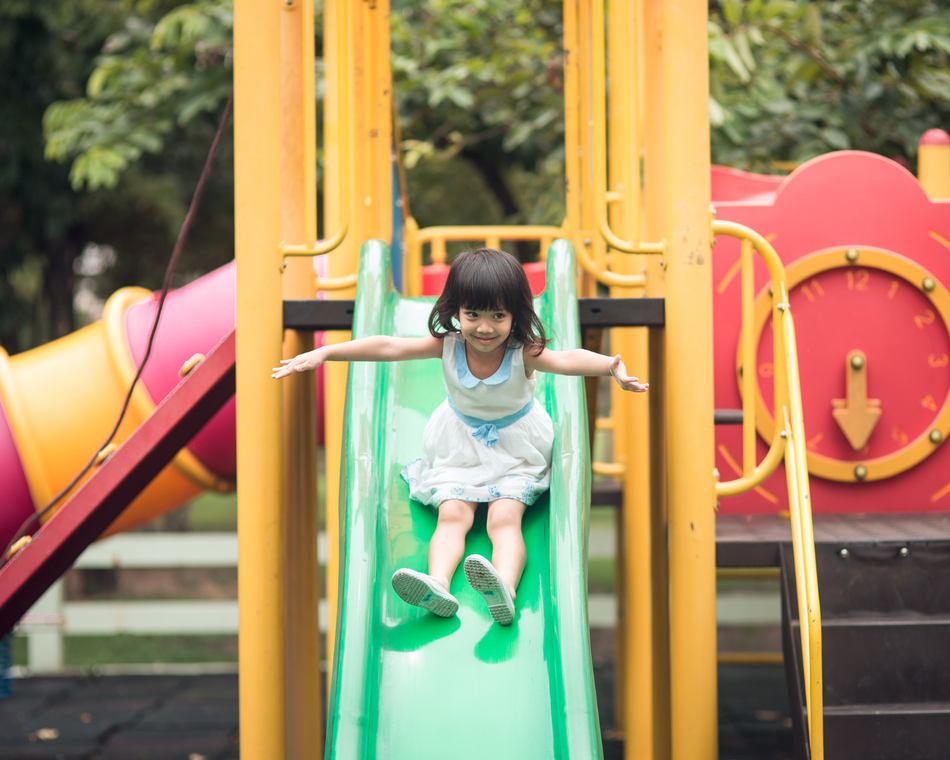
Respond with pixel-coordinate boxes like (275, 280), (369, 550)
(460, 148), (533, 262)
(43, 226), (81, 339)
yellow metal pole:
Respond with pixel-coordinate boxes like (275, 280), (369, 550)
(639, 0), (670, 755)
(661, 0), (717, 758)
(323, 0), (393, 680)
(279, 0), (322, 754)
(321, 0), (351, 685)
(563, 0), (585, 275)
(602, 0), (657, 754)
(918, 129), (950, 200)
(740, 238), (756, 476)
(234, 0), (286, 758)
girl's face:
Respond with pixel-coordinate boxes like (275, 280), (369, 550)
(457, 306), (513, 354)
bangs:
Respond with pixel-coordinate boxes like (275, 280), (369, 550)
(456, 267), (508, 312)
(451, 249), (523, 312)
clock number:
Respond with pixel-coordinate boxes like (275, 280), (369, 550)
(758, 362), (774, 378)
(915, 309), (935, 329)
(846, 269), (870, 291)
(891, 426), (909, 445)
(887, 280), (900, 299)
(800, 279), (825, 302)
(928, 353), (949, 368)
(922, 394), (938, 412)
(806, 433), (823, 450)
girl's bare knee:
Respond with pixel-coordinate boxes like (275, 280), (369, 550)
(438, 500), (475, 530)
(486, 500), (525, 534)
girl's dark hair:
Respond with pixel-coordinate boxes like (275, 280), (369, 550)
(428, 248), (548, 355)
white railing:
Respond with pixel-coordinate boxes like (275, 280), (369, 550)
(14, 529), (778, 671)
(16, 532), (326, 672)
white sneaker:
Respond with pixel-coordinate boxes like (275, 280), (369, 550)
(391, 569), (459, 618)
(463, 554), (515, 625)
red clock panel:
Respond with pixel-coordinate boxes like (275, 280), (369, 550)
(712, 153), (950, 514)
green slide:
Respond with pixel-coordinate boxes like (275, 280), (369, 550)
(325, 239), (603, 759)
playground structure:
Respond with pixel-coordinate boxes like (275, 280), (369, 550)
(4, 0), (950, 758)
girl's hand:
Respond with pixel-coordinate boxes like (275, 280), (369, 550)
(609, 355), (649, 392)
(272, 349), (323, 379)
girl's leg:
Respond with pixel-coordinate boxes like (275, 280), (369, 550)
(427, 499), (477, 589)
(485, 498), (528, 599)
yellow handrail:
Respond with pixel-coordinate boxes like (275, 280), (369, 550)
(781, 292), (824, 758)
(713, 220), (823, 759)
(404, 222), (565, 295)
(713, 220), (789, 496)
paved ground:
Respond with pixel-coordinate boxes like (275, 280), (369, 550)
(0, 655), (793, 759)
(0, 674), (238, 760)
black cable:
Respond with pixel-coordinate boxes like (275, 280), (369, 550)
(2, 92), (234, 567)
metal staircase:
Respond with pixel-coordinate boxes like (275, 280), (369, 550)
(782, 537), (950, 759)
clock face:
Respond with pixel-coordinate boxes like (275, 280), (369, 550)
(749, 247), (950, 482)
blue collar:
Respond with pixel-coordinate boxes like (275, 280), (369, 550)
(455, 337), (516, 388)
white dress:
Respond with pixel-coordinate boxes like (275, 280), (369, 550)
(401, 333), (554, 507)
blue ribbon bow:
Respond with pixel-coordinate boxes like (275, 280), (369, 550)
(472, 423), (500, 446)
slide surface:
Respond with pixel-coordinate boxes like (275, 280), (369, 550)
(326, 240), (602, 759)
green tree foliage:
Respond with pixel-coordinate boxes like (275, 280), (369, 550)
(0, 0), (234, 352)
(44, 0), (233, 191)
(391, 0), (566, 239)
(709, 0), (950, 171)
(44, 0), (566, 252)
(0, 0), (126, 348)
(12, 0), (950, 349)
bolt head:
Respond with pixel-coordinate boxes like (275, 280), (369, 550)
(850, 354), (865, 370)
(900, 547), (910, 558)
(845, 248), (859, 262)
(854, 464), (868, 480)
(930, 429), (943, 444)
(780, 430), (788, 439)
(839, 548), (850, 559)
(923, 277), (936, 292)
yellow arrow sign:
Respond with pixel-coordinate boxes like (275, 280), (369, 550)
(832, 349), (882, 452)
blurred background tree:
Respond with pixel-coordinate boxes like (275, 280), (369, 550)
(709, 0), (950, 170)
(0, 0), (234, 353)
(3, 0), (949, 351)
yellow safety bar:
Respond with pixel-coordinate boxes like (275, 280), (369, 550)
(712, 219), (823, 759)
(714, 220), (788, 496)
(404, 222), (564, 295)
(279, 0), (351, 288)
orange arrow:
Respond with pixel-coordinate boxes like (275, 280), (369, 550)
(831, 349), (882, 452)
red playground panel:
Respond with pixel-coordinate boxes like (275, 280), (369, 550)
(421, 260), (547, 297)
(713, 151), (950, 515)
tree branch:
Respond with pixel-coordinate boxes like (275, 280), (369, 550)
(757, 23), (848, 88)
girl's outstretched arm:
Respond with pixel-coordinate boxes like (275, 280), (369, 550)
(525, 347), (649, 392)
(272, 334), (442, 379)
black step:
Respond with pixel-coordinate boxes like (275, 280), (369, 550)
(792, 614), (950, 706)
(813, 542), (950, 616)
(823, 702), (950, 760)
(781, 536), (950, 760)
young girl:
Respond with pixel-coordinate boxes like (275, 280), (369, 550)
(273, 248), (647, 626)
